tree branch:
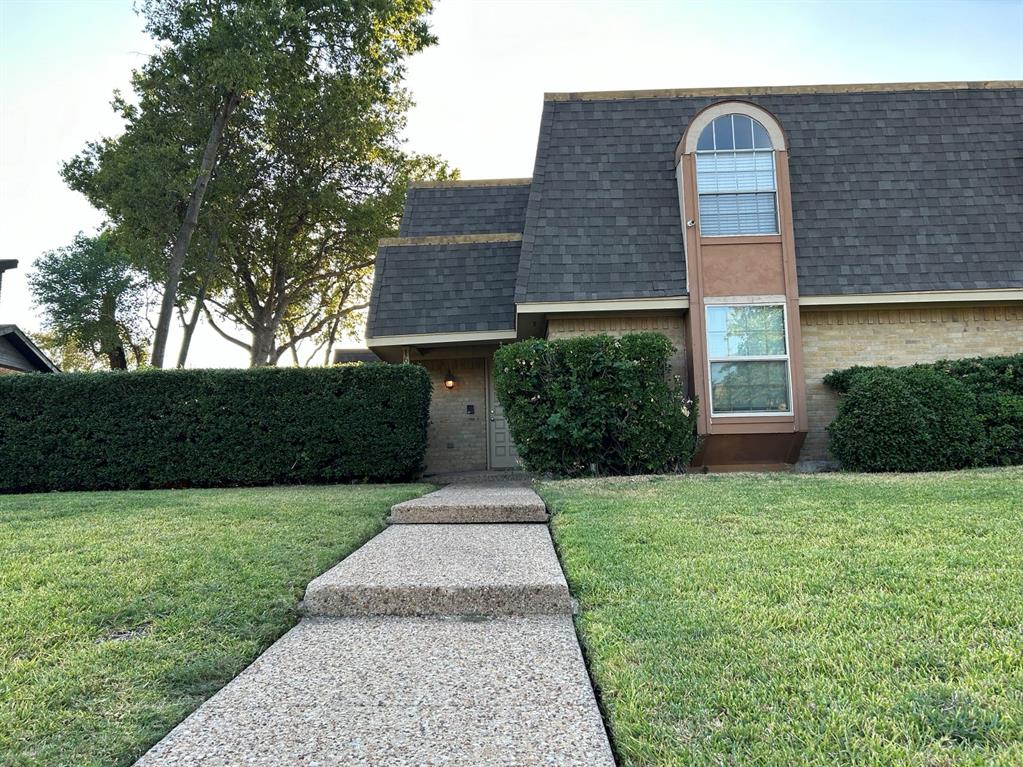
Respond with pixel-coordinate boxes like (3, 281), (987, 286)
(202, 304), (252, 351)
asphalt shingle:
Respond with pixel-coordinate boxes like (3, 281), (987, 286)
(369, 85), (1022, 338)
(366, 239), (519, 337)
(517, 86), (1022, 301)
(400, 183), (531, 237)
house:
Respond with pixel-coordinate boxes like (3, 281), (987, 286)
(365, 81), (1023, 473)
(331, 348), (382, 365)
(0, 260), (58, 374)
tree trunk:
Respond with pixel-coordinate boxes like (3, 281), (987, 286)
(249, 309), (277, 367)
(99, 290), (128, 370)
(150, 91), (240, 368)
(175, 285), (206, 369)
(176, 232), (217, 368)
(108, 345), (128, 370)
(250, 329), (276, 367)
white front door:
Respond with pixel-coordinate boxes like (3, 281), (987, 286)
(487, 361), (521, 469)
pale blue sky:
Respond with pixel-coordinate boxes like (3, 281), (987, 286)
(2, 0), (1021, 366)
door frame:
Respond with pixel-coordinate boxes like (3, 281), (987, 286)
(485, 358), (496, 470)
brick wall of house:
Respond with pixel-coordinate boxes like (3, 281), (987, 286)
(799, 304), (1023, 461)
(418, 357), (489, 474)
(546, 312), (688, 381)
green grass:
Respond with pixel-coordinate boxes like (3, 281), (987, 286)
(543, 468), (1023, 767)
(0, 483), (429, 767)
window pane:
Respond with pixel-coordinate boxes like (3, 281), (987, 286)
(696, 151), (776, 194)
(713, 115), (733, 150)
(707, 305), (786, 358)
(752, 119), (773, 149)
(733, 115), (754, 149)
(697, 123), (715, 150)
(698, 192), (778, 236)
(711, 361), (790, 413)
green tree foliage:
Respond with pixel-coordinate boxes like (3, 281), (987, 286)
(64, 0), (442, 367)
(28, 331), (102, 373)
(0, 364), (431, 492)
(824, 354), (1023, 471)
(28, 234), (150, 370)
(494, 333), (700, 477)
(200, 58), (452, 365)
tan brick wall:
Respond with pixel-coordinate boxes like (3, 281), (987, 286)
(418, 357), (489, 474)
(799, 305), (1023, 461)
(546, 312), (688, 382)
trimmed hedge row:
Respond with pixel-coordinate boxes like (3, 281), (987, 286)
(494, 333), (699, 477)
(824, 353), (1023, 472)
(0, 364), (431, 493)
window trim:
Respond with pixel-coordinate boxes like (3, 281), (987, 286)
(705, 302), (794, 418)
(680, 101), (787, 156)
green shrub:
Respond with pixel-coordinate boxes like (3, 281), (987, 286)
(0, 364), (431, 493)
(932, 353), (1023, 396)
(824, 353), (1023, 471)
(494, 333), (698, 477)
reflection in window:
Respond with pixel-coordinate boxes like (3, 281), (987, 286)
(706, 305), (791, 414)
(695, 113), (778, 236)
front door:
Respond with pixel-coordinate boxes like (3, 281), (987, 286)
(487, 361), (521, 469)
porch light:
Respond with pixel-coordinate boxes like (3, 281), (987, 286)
(444, 371), (456, 390)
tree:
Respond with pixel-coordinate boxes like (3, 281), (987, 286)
(64, 0), (439, 368)
(198, 72), (452, 365)
(28, 331), (102, 373)
(28, 234), (151, 370)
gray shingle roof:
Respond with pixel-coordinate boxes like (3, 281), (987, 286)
(370, 84), (1021, 340)
(366, 239), (520, 337)
(518, 85), (1022, 300)
(399, 182), (530, 237)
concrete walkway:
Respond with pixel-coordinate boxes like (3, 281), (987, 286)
(135, 484), (615, 766)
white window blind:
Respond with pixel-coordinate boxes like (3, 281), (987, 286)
(695, 114), (779, 236)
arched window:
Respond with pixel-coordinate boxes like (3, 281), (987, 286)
(695, 113), (778, 236)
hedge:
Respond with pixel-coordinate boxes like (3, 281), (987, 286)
(0, 364), (431, 493)
(494, 333), (699, 477)
(824, 353), (1023, 472)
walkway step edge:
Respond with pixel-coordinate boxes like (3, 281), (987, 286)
(303, 583), (573, 617)
(388, 484), (548, 524)
(388, 503), (548, 524)
(301, 524), (573, 618)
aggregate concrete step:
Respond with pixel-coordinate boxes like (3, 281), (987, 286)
(135, 615), (615, 766)
(388, 484), (548, 524)
(302, 524), (572, 617)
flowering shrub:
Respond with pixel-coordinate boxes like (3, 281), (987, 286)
(493, 333), (699, 476)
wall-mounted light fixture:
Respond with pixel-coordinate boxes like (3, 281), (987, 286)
(444, 370), (456, 390)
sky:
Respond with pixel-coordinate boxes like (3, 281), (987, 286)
(1, 0), (1021, 368)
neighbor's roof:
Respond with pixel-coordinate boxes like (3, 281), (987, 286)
(0, 325), (59, 372)
(368, 81), (1023, 340)
(332, 348), (381, 365)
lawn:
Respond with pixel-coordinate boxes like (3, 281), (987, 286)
(0, 483), (429, 767)
(543, 468), (1023, 767)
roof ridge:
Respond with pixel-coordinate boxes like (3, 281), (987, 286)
(379, 233), (523, 247)
(544, 80), (1023, 102)
(409, 178), (532, 189)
